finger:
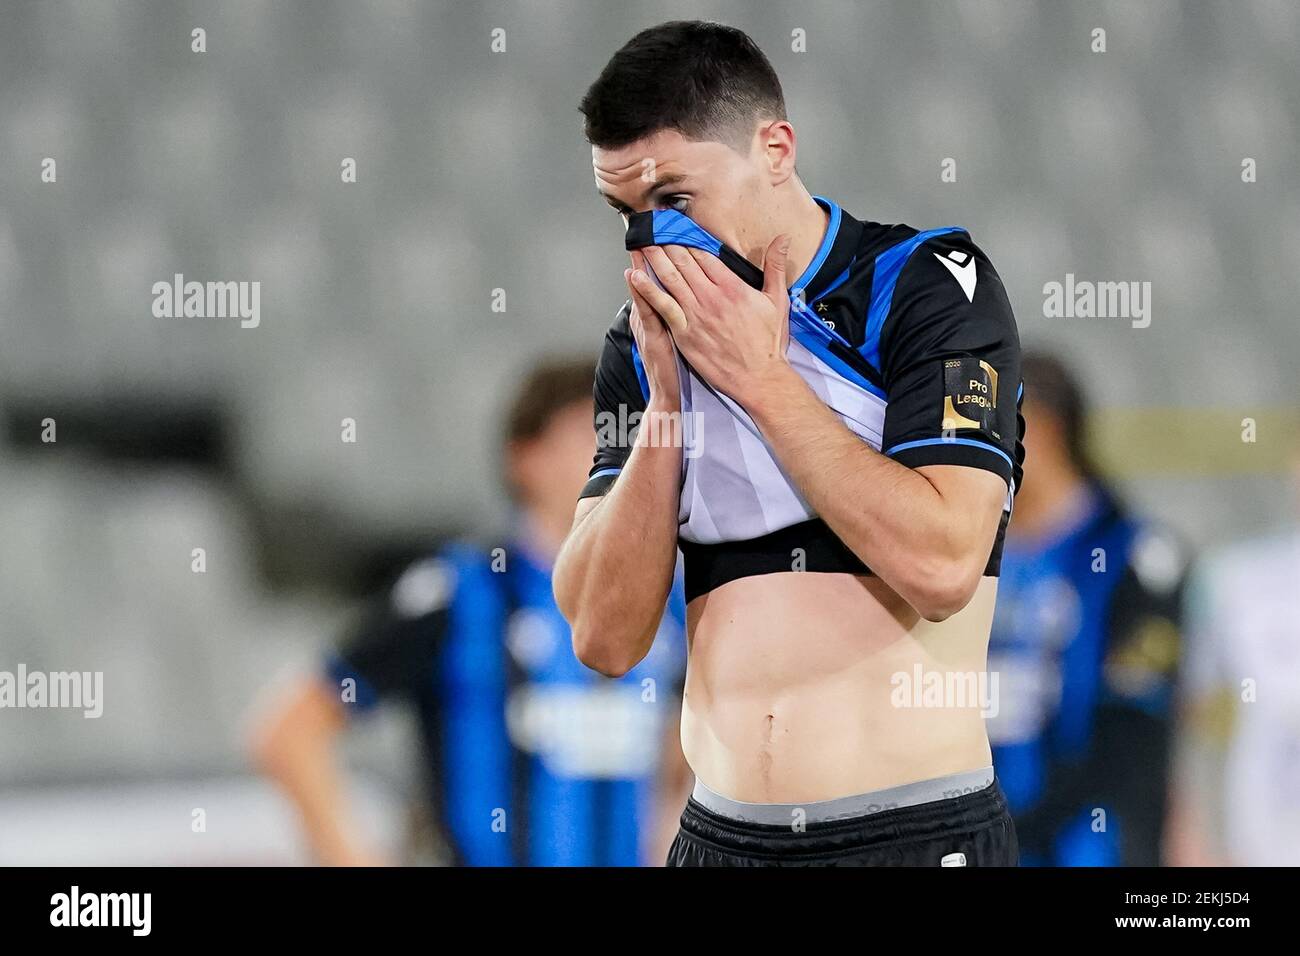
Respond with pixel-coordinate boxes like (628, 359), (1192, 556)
(763, 234), (792, 305)
(629, 249), (678, 307)
(623, 270), (641, 317)
(624, 270), (657, 325)
(628, 298), (650, 348)
(662, 244), (714, 296)
(631, 289), (678, 354)
(629, 267), (689, 334)
(686, 247), (736, 287)
(643, 246), (700, 314)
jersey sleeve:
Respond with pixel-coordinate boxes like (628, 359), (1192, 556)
(579, 301), (648, 499)
(323, 554), (455, 713)
(877, 232), (1024, 490)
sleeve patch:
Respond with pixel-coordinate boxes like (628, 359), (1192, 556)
(942, 357), (1000, 439)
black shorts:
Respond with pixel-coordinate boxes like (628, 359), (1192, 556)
(667, 778), (1018, 867)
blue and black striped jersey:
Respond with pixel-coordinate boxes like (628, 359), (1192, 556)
(988, 485), (1187, 866)
(581, 196), (1025, 601)
(325, 539), (687, 866)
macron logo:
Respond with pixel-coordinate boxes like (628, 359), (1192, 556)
(934, 250), (977, 302)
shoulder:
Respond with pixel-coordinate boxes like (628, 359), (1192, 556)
(856, 222), (1019, 399)
(1086, 492), (1190, 597)
(886, 225), (1003, 300)
(853, 218), (987, 263)
(597, 299), (635, 361)
(850, 220), (1006, 299)
(1101, 510), (1188, 644)
(595, 299), (647, 407)
(606, 299), (633, 338)
(855, 219), (930, 259)
(385, 540), (499, 620)
(1121, 519), (1192, 599)
(854, 220), (1014, 346)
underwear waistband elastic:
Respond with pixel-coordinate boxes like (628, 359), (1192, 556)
(690, 766), (996, 826)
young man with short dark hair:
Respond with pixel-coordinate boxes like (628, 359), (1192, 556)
(555, 21), (1025, 866)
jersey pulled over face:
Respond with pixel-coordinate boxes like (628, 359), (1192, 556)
(582, 197), (1026, 602)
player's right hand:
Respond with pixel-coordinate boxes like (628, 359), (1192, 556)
(626, 250), (681, 406)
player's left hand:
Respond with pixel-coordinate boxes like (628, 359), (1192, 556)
(629, 235), (793, 407)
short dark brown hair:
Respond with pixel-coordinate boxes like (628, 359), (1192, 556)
(580, 20), (787, 151)
(502, 355), (595, 446)
(1021, 350), (1093, 477)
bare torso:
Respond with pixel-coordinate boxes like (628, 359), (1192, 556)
(679, 571), (997, 803)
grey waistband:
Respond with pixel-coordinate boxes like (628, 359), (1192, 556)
(690, 767), (995, 826)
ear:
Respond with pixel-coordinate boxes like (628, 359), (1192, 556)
(759, 119), (797, 184)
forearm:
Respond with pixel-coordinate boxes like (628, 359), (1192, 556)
(252, 687), (380, 866)
(554, 398), (682, 676)
(269, 741), (366, 865)
(746, 366), (989, 619)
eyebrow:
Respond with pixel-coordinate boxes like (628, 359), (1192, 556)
(597, 173), (689, 212)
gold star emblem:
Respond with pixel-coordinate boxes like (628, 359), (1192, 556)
(816, 301), (829, 314)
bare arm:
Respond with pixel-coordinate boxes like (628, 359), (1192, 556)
(554, 409), (681, 676)
(555, 261), (685, 677)
(629, 239), (1012, 623)
(250, 678), (388, 866)
(746, 366), (1006, 621)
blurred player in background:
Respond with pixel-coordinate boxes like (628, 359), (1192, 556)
(986, 352), (1188, 865)
(1166, 444), (1300, 866)
(252, 357), (690, 866)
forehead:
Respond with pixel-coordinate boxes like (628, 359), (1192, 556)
(592, 129), (713, 193)
(539, 398), (595, 440)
